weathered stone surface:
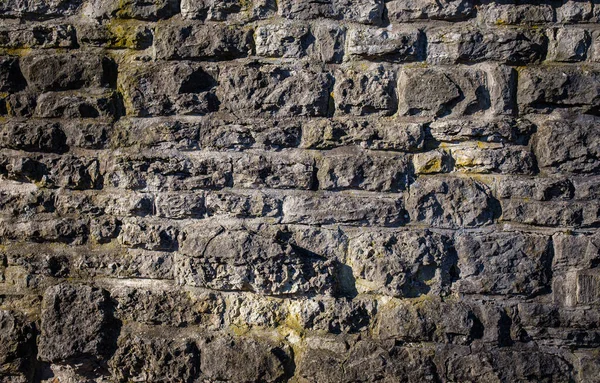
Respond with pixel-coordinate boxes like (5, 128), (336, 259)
(119, 62), (219, 117)
(199, 335), (292, 382)
(179, 224), (339, 295)
(334, 64), (396, 116)
(534, 115), (600, 174)
(346, 26), (424, 62)
(155, 24), (253, 60)
(518, 66), (600, 114)
(78, 21), (152, 49)
(0, 0), (83, 19)
(548, 28), (591, 62)
(455, 231), (552, 296)
(428, 26), (547, 65)
(0, 310), (35, 376)
(282, 192), (407, 226)
(451, 146), (537, 174)
(300, 119), (425, 151)
(34, 89), (123, 120)
(0, 0), (598, 380)
(109, 332), (199, 382)
(0, 57), (26, 92)
(233, 152), (315, 190)
(446, 348), (575, 382)
(376, 298), (479, 344)
(218, 65), (332, 117)
(38, 283), (116, 362)
(278, 0), (383, 24)
(428, 118), (534, 143)
(106, 153), (232, 191)
(386, 0), (473, 21)
(347, 229), (454, 297)
(397, 66), (514, 118)
(21, 53), (115, 92)
(181, 0), (276, 21)
(0, 24), (76, 48)
(477, 2), (553, 25)
(255, 22), (311, 59)
(0, 121), (67, 153)
(406, 176), (497, 228)
(317, 147), (412, 191)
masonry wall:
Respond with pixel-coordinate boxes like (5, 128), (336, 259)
(0, 0), (599, 382)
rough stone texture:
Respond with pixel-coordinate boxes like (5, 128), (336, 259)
(0, 1), (599, 382)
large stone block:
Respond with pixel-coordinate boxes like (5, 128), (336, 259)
(477, 1), (554, 25)
(347, 230), (454, 297)
(20, 53), (116, 92)
(179, 225), (339, 295)
(0, 0), (83, 19)
(386, 0), (474, 22)
(199, 335), (292, 382)
(278, 0), (384, 24)
(119, 62), (219, 117)
(218, 65), (332, 117)
(406, 176), (497, 228)
(534, 115), (600, 174)
(0, 310), (35, 377)
(455, 231), (552, 296)
(282, 192), (407, 226)
(346, 26), (424, 62)
(518, 66), (600, 114)
(233, 152), (315, 190)
(109, 333), (199, 383)
(0, 57), (26, 92)
(334, 64), (396, 116)
(397, 65), (515, 118)
(0, 121), (67, 153)
(155, 24), (253, 60)
(428, 26), (547, 65)
(38, 283), (117, 362)
(106, 154), (232, 191)
(300, 119), (425, 151)
(317, 147), (412, 191)
(181, 0), (276, 21)
(0, 24), (76, 48)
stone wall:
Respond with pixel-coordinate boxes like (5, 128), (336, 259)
(0, 0), (599, 382)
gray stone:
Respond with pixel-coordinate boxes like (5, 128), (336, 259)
(386, 0), (473, 21)
(534, 115), (600, 174)
(181, 0), (276, 21)
(179, 224), (338, 295)
(0, 24), (76, 48)
(109, 333), (199, 382)
(334, 64), (396, 116)
(199, 335), (291, 382)
(278, 0), (383, 24)
(0, 310), (35, 376)
(518, 66), (600, 114)
(347, 230), (454, 297)
(455, 231), (552, 296)
(317, 147), (412, 191)
(119, 62), (219, 117)
(406, 176), (497, 228)
(155, 24), (253, 60)
(21, 53), (115, 92)
(428, 26), (547, 65)
(346, 26), (424, 62)
(548, 28), (591, 62)
(218, 65), (332, 117)
(38, 283), (116, 362)
(282, 192), (407, 226)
